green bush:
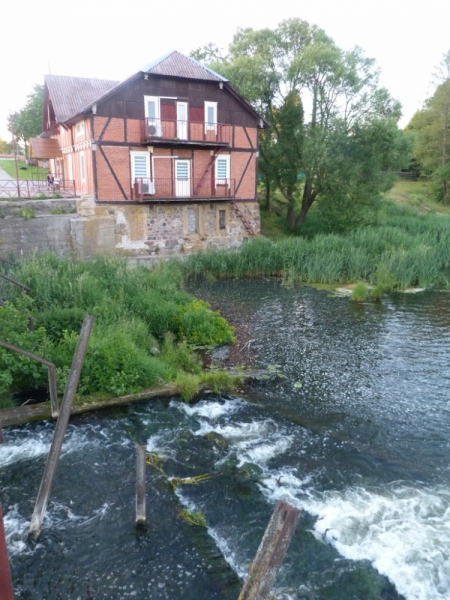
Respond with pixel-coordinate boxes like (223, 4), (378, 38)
(176, 300), (236, 346)
(35, 307), (85, 341)
(351, 282), (369, 303)
(0, 298), (53, 398)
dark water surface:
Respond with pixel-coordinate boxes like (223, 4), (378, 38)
(1, 280), (449, 599)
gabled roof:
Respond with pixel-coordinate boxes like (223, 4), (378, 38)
(141, 50), (228, 82)
(45, 75), (119, 122)
(45, 51), (269, 128)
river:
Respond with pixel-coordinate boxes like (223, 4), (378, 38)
(1, 279), (449, 599)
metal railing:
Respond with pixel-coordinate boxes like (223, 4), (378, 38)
(134, 177), (235, 200)
(0, 179), (76, 199)
(140, 118), (232, 144)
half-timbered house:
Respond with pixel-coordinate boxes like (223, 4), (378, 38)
(36, 50), (269, 257)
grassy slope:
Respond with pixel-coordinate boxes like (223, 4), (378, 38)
(0, 159), (48, 180)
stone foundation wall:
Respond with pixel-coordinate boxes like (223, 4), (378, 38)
(0, 196), (260, 260)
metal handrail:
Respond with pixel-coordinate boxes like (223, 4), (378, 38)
(140, 117), (232, 144)
(134, 177), (235, 200)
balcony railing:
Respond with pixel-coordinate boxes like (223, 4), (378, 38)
(140, 118), (232, 145)
(134, 177), (235, 200)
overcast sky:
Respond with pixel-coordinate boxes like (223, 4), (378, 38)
(1, 0), (448, 141)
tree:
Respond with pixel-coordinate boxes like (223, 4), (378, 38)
(0, 138), (13, 154)
(408, 51), (450, 203)
(7, 84), (44, 158)
(194, 20), (404, 230)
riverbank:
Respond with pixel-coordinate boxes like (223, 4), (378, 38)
(0, 256), (237, 409)
(184, 192), (450, 290)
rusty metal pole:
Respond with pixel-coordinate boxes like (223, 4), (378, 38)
(0, 423), (15, 600)
(135, 445), (146, 525)
(238, 500), (301, 600)
(29, 315), (94, 539)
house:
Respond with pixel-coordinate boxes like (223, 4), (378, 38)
(33, 50), (269, 257)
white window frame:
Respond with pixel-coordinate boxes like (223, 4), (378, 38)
(215, 154), (230, 186)
(130, 151), (154, 195)
(204, 101), (217, 133)
(79, 151), (86, 182)
(76, 121), (85, 137)
(144, 95), (161, 137)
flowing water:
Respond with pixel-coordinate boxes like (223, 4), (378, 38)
(1, 279), (450, 600)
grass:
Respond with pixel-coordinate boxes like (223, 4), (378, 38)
(184, 181), (450, 291)
(0, 159), (48, 181)
(0, 255), (236, 403)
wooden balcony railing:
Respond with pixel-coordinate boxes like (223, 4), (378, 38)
(140, 118), (232, 145)
(134, 177), (235, 200)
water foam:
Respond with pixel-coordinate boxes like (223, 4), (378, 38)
(171, 397), (245, 420)
(0, 425), (100, 468)
(262, 474), (450, 600)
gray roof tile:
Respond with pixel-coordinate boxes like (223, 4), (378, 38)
(45, 75), (119, 122)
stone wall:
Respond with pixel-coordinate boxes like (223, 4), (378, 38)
(0, 196), (260, 260)
(90, 198), (260, 257)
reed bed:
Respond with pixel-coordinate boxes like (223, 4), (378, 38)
(184, 208), (450, 290)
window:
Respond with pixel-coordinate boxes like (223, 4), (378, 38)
(204, 101), (217, 132)
(79, 151), (86, 182)
(130, 151), (154, 195)
(215, 155), (230, 186)
(219, 209), (226, 230)
(144, 96), (161, 137)
(187, 207), (198, 234)
(76, 121), (85, 137)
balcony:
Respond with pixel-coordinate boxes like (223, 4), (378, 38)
(134, 177), (235, 201)
(140, 118), (232, 147)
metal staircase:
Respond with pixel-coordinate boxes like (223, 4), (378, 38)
(231, 201), (257, 237)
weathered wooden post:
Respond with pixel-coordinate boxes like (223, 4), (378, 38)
(0, 422), (15, 600)
(135, 445), (146, 525)
(239, 500), (301, 600)
(29, 315), (94, 539)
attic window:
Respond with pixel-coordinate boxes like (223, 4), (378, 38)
(76, 121), (85, 137)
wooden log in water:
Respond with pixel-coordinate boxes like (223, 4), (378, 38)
(0, 369), (273, 428)
(239, 500), (301, 600)
(135, 445), (146, 525)
(29, 316), (94, 538)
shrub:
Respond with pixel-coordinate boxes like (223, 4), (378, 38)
(35, 307), (85, 341)
(176, 300), (235, 346)
(351, 282), (369, 303)
(0, 298), (52, 398)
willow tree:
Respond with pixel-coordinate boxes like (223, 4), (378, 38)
(193, 19), (404, 230)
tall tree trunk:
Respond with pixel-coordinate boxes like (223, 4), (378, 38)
(443, 180), (450, 204)
(295, 180), (316, 228)
(265, 177), (271, 211)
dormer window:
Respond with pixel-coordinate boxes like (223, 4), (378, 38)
(204, 101), (217, 132)
(76, 121), (85, 137)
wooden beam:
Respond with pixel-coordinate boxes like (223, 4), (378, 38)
(239, 500), (301, 600)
